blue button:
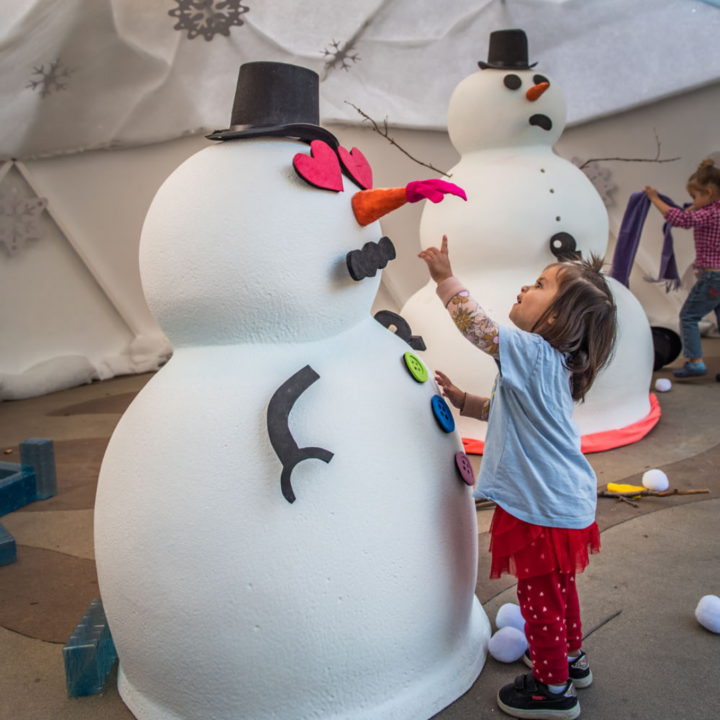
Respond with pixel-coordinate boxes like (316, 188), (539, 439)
(431, 395), (455, 433)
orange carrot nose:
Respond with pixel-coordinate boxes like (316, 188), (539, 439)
(526, 82), (549, 102)
(352, 187), (407, 227)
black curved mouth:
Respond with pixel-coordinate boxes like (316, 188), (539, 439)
(529, 114), (553, 132)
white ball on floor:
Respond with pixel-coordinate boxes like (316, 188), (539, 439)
(696, 595), (720, 633)
(489, 627), (528, 663)
(642, 469), (669, 491)
(496, 603), (526, 634)
(655, 378), (672, 392)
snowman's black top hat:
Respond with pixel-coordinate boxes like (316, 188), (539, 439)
(207, 61), (339, 148)
(478, 29), (538, 70)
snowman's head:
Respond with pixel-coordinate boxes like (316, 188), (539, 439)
(447, 68), (566, 153)
(139, 138), (390, 347)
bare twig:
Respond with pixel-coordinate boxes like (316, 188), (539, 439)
(616, 496), (640, 508)
(579, 129), (680, 170)
(344, 102), (453, 178)
(582, 610), (622, 641)
(598, 488), (709, 500)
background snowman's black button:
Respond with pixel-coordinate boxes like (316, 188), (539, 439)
(431, 395), (455, 433)
(455, 452), (475, 486)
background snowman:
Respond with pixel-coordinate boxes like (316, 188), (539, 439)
(94, 62), (490, 720)
(401, 30), (656, 450)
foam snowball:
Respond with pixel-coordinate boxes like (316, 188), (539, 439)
(655, 378), (672, 392)
(696, 595), (720, 634)
(496, 603), (526, 634)
(488, 627), (528, 663)
(642, 469), (669, 492)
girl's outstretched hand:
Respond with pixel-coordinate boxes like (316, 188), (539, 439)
(418, 235), (453, 284)
(435, 370), (465, 410)
(643, 185), (659, 201)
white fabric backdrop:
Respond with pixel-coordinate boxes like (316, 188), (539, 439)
(1, 0), (720, 160)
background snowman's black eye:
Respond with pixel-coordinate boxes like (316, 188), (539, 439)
(503, 74), (522, 90)
(533, 74), (550, 86)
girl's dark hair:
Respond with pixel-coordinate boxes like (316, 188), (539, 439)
(531, 254), (617, 402)
(689, 158), (720, 191)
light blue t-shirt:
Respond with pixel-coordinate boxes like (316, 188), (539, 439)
(477, 325), (597, 529)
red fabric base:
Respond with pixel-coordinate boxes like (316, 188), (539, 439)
(463, 392), (661, 456)
(489, 506), (600, 581)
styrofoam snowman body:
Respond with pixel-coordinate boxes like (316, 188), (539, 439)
(401, 68), (653, 442)
(94, 138), (490, 720)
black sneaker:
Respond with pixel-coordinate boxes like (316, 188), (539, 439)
(497, 672), (579, 719)
(523, 650), (593, 689)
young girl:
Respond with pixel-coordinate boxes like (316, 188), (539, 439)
(645, 158), (720, 378)
(419, 237), (617, 720)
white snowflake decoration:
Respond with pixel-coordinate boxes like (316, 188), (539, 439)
(168, 0), (249, 41)
(572, 157), (616, 208)
(322, 39), (361, 73)
(26, 59), (73, 98)
(0, 186), (48, 257)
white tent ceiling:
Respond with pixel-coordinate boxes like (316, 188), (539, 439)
(1, 0), (719, 160)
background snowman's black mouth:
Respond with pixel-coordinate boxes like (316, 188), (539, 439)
(529, 114), (553, 131)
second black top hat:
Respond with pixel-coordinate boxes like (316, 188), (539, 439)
(478, 29), (538, 70)
(207, 61), (338, 147)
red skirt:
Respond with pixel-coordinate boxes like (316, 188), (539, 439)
(489, 505), (600, 580)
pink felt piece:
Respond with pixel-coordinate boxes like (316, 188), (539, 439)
(405, 179), (467, 204)
(338, 146), (373, 189)
(293, 140), (344, 192)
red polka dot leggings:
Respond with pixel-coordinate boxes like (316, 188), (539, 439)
(517, 570), (582, 685)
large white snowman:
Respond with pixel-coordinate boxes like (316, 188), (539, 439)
(401, 30), (655, 448)
(95, 62), (490, 720)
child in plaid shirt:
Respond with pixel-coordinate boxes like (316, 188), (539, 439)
(645, 158), (720, 378)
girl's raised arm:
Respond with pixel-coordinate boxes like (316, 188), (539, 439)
(419, 236), (499, 358)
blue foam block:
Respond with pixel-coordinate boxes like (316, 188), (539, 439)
(0, 463), (37, 517)
(62, 598), (118, 697)
(0, 523), (17, 566)
(20, 438), (56, 500)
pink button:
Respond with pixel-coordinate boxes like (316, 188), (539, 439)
(455, 452), (475, 486)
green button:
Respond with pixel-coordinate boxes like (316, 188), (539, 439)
(404, 351), (428, 383)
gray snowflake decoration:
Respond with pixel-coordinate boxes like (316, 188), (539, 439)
(169, 0), (249, 41)
(572, 157), (616, 208)
(26, 59), (73, 98)
(0, 185), (48, 257)
(322, 39), (361, 73)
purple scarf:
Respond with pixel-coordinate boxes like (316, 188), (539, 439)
(610, 191), (684, 292)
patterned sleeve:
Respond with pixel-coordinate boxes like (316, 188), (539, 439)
(665, 205), (720, 229)
(461, 393), (491, 421)
(436, 277), (499, 357)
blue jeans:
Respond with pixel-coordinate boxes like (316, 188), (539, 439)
(679, 270), (720, 359)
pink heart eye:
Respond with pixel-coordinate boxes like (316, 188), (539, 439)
(293, 140), (344, 192)
(338, 146), (373, 190)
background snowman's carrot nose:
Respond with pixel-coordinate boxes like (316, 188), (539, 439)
(352, 179), (467, 226)
(526, 82), (549, 102)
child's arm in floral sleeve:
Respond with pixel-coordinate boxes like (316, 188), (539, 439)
(436, 277), (500, 357)
(435, 371), (491, 421)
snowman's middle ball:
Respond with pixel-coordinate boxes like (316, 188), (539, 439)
(139, 139), (381, 347)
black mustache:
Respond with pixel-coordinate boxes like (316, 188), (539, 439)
(529, 114), (552, 131)
(346, 236), (396, 281)
(267, 365), (334, 504)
